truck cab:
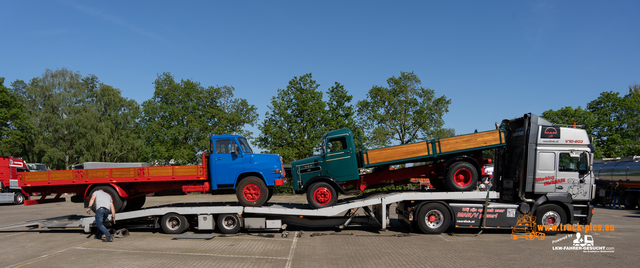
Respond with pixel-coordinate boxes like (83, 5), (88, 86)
(291, 129), (359, 194)
(497, 113), (594, 227)
(209, 135), (286, 206)
(0, 156), (28, 204)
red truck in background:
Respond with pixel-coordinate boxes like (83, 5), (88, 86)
(0, 156), (28, 204)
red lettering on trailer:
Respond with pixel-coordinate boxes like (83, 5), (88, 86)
(564, 140), (584, 144)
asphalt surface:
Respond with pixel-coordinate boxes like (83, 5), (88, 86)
(0, 193), (637, 267)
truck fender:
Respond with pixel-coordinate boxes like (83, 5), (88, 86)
(235, 172), (265, 186)
(531, 193), (573, 223)
(443, 156), (482, 176)
(303, 176), (346, 194)
(83, 183), (130, 199)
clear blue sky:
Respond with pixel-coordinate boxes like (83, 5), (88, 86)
(2, 0), (639, 141)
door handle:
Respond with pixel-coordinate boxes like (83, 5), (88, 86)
(216, 158), (222, 161)
(556, 186), (563, 190)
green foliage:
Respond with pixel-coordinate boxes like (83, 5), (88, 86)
(0, 77), (31, 155)
(8, 69), (142, 169)
(357, 71), (452, 148)
(587, 91), (640, 158)
(257, 74), (328, 163)
(83, 81), (143, 163)
(542, 87), (640, 158)
(140, 72), (258, 165)
(273, 179), (293, 195)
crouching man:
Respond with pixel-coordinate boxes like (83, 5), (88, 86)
(86, 190), (116, 242)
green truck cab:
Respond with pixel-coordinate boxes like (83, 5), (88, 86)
(292, 129), (359, 207)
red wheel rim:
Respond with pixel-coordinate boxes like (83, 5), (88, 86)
(428, 215), (437, 222)
(547, 217), (556, 225)
(313, 187), (332, 206)
(454, 168), (472, 187)
(243, 183), (261, 202)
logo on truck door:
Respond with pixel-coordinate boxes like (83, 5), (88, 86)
(541, 126), (560, 139)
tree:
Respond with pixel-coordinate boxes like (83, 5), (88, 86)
(630, 83), (640, 94)
(357, 71), (452, 148)
(8, 69), (143, 169)
(587, 91), (640, 157)
(0, 77), (30, 156)
(256, 73), (326, 163)
(542, 90), (640, 158)
(82, 79), (143, 163)
(140, 72), (257, 165)
(325, 82), (363, 144)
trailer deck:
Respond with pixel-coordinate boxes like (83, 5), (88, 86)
(33, 190), (500, 233)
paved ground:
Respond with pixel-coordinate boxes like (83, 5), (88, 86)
(0, 193), (637, 267)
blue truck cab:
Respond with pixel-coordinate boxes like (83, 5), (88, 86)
(209, 135), (286, 206)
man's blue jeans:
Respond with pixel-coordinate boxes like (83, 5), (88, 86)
(611, 196), (621, 208)
(95, 208), (112, 239)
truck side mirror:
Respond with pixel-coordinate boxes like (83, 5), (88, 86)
(231, 144), (240, 155)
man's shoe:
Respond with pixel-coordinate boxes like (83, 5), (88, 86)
(103, 236), (114, 242)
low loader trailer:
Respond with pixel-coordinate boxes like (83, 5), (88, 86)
(33, 188), (587, 236)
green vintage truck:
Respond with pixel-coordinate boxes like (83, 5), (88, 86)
(291, 128), (505, 208)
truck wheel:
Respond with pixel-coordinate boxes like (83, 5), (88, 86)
(161, 213), (190, 234)
(623, 194), (638, 209)
(217, 214), (241, 234)
(429, 179), (445, 190)
(236, 176), (269, 207)
(444, 162), (478, 192)
(84, 186), (125, 213)
(307, 182), (337, 209)
(266, 187), (274, 202)
(416, 203), (451, 234)
(535, 204), (565, 235)
(123, 195), (146, 211)
(14, 192), (25, 204)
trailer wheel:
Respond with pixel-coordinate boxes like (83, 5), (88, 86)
(84, 186), (125, 213)
(623, 193), (638, 209)
(535, 204), (565, 235)
(161, 213), (190, 234)
(307, 182), (337, 209)
(123, 195), (146, 211)
(217, 214), (241, 234)
(416, 203), (451, 234)
(444, 162), (478, 192)
(236, 176), (269, 207)
(14, 192), (25, 204)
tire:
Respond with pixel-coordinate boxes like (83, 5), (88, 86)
(14, 192), (25, 204)
(160, 213), (190, 234)
(83, 186), (125, 213)
(123, 195), (146, 211)
(416, 203), (451, 234)
(236, 176), (269, 207)
(444, 162), (478, 192)
(623, 194), (638, 209)
(535, 204), (566, 235)
(429, 179), (446, 190)
(266, 187), (274, 202)
(217, 214), (241, 234)
(306, 182), (337, 209)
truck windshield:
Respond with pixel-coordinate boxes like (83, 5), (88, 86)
(238, 138), (253, 154)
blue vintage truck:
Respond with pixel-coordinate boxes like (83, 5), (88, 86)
(18, 134), (286, 212)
